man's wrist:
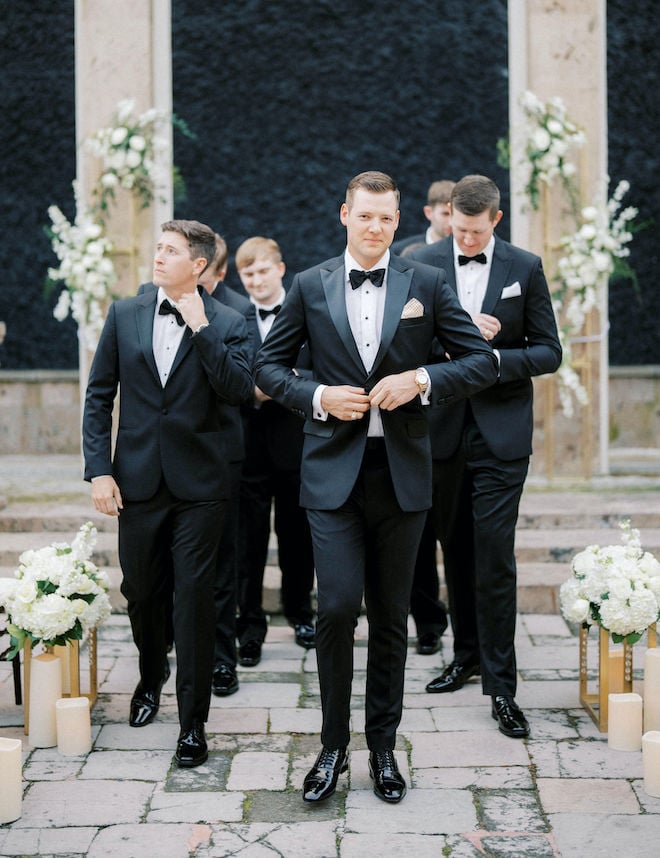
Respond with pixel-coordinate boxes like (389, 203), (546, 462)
(192, 322), (209, 336)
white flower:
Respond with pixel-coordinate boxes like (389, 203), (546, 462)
(129, 134), (146, 151)
(532, 127), (551, 151)
(110, 127), (128, 146)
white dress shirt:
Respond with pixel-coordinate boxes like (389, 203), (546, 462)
(153, 287), (186, 387)
(454, 235), (495, 320)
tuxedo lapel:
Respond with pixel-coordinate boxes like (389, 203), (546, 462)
(136, 292), (161, 385)
(320, 263), (365, 372)
(482, 237), (514, 315)
(369, 264), (413, 374)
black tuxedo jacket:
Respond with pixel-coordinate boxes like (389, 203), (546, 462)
(254, 253), (499, 512)
(409, 235), (562, 461)
(391, 232), (427, 255)
(83, 288), (253, 501)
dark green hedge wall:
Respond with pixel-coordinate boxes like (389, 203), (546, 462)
(0, 1), (657, 369)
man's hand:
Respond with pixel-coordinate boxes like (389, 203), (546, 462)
(254, 385), (271, 404)
(369, 371), (418, 411)
(177, 290), (208, 332)
(321, 385), (371, 421)
(91, 476), (123, 517)
(473, 312), (501, 342)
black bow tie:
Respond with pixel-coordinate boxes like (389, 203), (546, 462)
(258, 305), (282, 321)
(158, 299), (185, 326)
(349, 268), (386, 290)
(458, 253), (487, 266)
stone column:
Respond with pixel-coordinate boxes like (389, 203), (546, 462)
(508, 0), (609, 478)
(74, 0), (172, 408)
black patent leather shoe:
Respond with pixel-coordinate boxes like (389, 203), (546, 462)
(212, 664), (239, 696)
(129, 663), (170, 727)
(175, 720), (208, 767)
(425, 660), (480, 693)
(238, 639), (262, 667)
(293, 623), (316, 649)
(302, 747), (348, 802)
(369, 750), (407, 803)
(491, 696), (530, 738)
(416, 632), (441, 655)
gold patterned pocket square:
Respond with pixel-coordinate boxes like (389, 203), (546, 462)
(400, 298), (424, 319)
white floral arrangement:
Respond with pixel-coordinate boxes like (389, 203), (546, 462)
(47, 182), (118, 350)
(518, 90), (586, 211)
(560, 520), (660, 645)
(0, 522), (112, 658)
(85, 98), (171, 212)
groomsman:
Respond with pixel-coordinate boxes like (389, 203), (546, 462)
(409, 175), (562, 738)
(83, 220), (252, 767)
(255, 171), (498, 803)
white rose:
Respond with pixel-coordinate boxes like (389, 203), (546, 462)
(532, 128), (551, 151)
(101, 172), (119, 188)
(546, 118), (563, 136)
(125, 150), (142, 169)
(129, 134), (146, 152)
(110, 127), (128, 146)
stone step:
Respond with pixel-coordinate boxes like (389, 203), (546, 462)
(1, 492), (659, 534)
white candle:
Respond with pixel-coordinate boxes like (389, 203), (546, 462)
(644, 648), (660, 732)
(28, 652), (62, 748)
(53, 644), (71, 695)
(56, 697), (92, 756)
(608, 692), (643, 751)
(0, 737), (22, 824)
(642, 731), (660, 797)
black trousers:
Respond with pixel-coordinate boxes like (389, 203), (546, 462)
(410, 514), (448, 636)
(307, 445), (426, 751)
(430, 420), (528, 697)
(214, 461), (242, 668)
(118, 481), (226, 730)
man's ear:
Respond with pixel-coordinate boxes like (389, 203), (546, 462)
(423, 204), (433, 223)
(339, 202), (349, 226)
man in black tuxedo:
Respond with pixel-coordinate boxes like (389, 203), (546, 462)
(255, 171), (498, 804)
(234, 236), (316, 667)
(83, 220), (252, 767)
(409, 176), (562, 738)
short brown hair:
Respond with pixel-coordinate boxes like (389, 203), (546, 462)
(235, 236), (282, 271)
(210, 233), (228, 275)
(450, 175), (500, 219)
(160, 219), (216, 272)
(427, 180), (455, 207)
(345, 171), (400, 209)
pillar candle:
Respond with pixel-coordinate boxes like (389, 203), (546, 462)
(28, 652), (62, 748)
(608, 692), (643, 751)
(53, 643), (71, 695)
(642, 731), (660, 797)
(56, 697), (92, 756)
(0, 737), (22, 824)
(643, 648), (660, 732)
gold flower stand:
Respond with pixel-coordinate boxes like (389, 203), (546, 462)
(23, 630), (98, 735)
(580, 623), (657, 732)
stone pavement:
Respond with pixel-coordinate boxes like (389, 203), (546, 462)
(1, 611), (660, 858)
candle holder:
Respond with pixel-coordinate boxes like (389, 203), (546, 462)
(22, 630), (98, 735)
(580, 623), (657, 732)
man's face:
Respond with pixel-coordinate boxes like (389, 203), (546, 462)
(340, 188), (400, 269)
(153, 230), (205, 294)
(450, 208), (502, 256)
(238, 256), (285, 305)
(424, 202), (452, 238)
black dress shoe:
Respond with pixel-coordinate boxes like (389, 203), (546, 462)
(129, 663), (171, 727)
(238, 640), (262, 667)
(425, 660), (480, 693)
(302, 747), (348, 802)
(491, 695), (530, 738)
(369, 750), (407, 803)
(293, 623), (316, 649)
(212, 664), (239, 696)
(175, 721), (208, 767)
(416, 632), (441, 655)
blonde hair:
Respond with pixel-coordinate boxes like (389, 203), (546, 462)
(235, 236), (282, 271)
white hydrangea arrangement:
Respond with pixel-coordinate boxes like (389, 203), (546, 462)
(0, 522), (112, 658)
(85, 98), (171, 212)
(47, 182), (118, 350)
(519, 90), (586, 211)
(560, 520), (660, 644)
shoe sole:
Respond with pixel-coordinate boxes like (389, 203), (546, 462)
(212, 685), (239, 697)
(175, 751), (209, 768)
(491, 710), (530, 739)
(302, 762), (348, 802)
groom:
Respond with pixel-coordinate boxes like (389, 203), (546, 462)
(254, 171), (498, 804)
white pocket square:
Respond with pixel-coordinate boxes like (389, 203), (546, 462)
(501, 282), (522, 299)
(401, 298), (424, 319)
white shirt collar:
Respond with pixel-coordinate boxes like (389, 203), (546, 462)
(344, 249), (390, 280)
(453, 235), (495, 266)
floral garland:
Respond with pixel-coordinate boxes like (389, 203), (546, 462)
(47, 99), (191, 349)
(0, 522), (112, 658)
(560, 520), (660, 645)
(48, 182), (118, 351)
(518, 90), (585, 212)
(512, 91), (638, 417)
